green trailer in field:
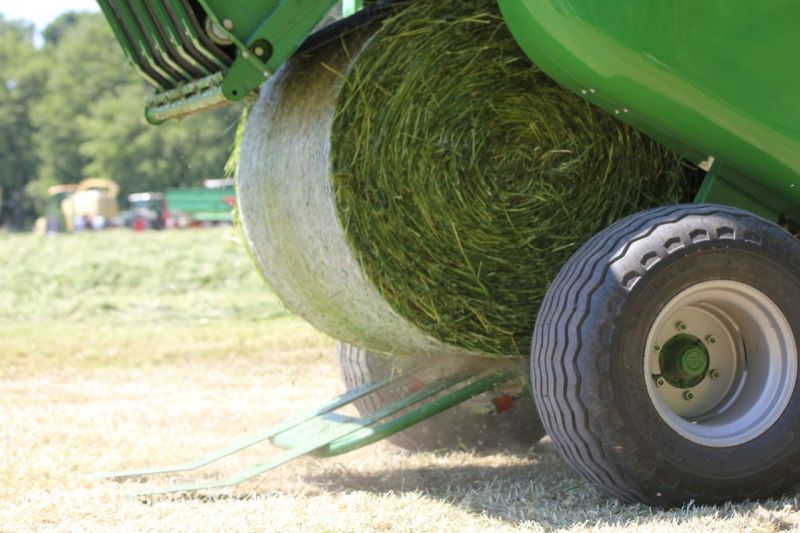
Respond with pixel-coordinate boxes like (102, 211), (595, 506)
(98, 0), (800, 506)
(165, 181), (235, 226)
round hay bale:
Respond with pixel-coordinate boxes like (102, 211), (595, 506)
(237, 0), (689, 359)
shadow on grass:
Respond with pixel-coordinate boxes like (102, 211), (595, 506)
(122, 440), (800, 530)
(304, 440), (800, 529)
(304, 440), (626, 527)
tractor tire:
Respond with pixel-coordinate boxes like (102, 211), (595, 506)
(531, 204), (800, 506)
(338, 342), (546, 452)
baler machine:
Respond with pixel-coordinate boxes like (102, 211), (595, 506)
(98, 0), (800, 506)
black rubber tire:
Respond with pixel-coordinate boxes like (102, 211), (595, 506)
(531, 204), (800, 506)
(338, 342), (546, 452)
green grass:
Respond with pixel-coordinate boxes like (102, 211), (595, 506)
(0, 228), (282, 324)
(3, 229), (800, 532)
(0, 228), (322, 376)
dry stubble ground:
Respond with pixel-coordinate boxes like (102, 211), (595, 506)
(2, 228), (800, 532)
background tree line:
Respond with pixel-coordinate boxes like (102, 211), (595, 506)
(0, 12), (240, 230)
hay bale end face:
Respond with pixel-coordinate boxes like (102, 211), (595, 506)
(238, 0), (690, 358)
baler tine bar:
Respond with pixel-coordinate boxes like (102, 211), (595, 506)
(97, 370), (410, 480)
(127, 370), (503, 497)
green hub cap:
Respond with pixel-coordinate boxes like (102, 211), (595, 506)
(659, 334), (709, 388)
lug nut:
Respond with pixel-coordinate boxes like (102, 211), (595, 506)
(676, 321), (687, 331)
(709, 369), (720, 380)
(654, 344), (661, 352)
(656, 377), (665, 387)
(706, 335), (717, 345)
(683, 391), (694, 401)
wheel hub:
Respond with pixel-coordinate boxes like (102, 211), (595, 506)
(644, 280), (797, 447)
(659, 334), (710, 388)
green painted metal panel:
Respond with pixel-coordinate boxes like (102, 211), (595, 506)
(499, 0), (800, 219)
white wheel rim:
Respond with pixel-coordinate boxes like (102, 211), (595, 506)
(643, 280), (797, 447)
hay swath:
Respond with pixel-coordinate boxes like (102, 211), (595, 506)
(99, 0), (800, 506)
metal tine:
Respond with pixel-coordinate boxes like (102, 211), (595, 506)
(97, 0), (169, 89)
(126, 370), (481, 497)
(98, 367), (416, 480)
(141, 0), (211, 78)
(128, 0), (194, 83)
(112, 0), (180, 87)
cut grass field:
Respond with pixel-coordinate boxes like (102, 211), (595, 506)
(2, 228), (799, 532)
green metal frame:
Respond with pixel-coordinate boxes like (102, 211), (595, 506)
(99, 367), (514, 496)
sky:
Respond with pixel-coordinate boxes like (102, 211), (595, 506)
(0, 0), (99, 31)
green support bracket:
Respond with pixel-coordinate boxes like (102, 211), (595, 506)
(694, 173), (782, 222)
(99, 366), (517, 497)
(197, 0), (340, 101)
